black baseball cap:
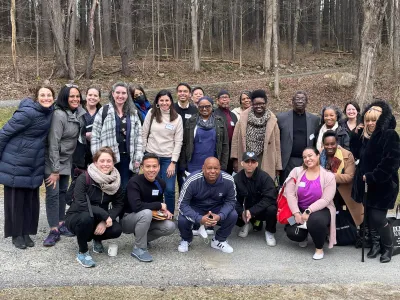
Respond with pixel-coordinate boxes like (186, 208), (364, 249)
(242, 151), (258, 162)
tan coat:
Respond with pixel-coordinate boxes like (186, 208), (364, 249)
(231, 108), (282, 178)
(335, 146), (364, 226)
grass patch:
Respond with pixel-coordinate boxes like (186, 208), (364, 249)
(0, 106), (17, 128)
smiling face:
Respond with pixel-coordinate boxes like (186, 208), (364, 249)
(158, 95), (172, 111)
(323, 136), (338, 157)
(112, 86), (128, 105)
(202, 157), (221, 184)
(324, 108), (337, 128)
(198, 99), (213, 119)
(142, 158), (160, 182)
(240, 93), (251, 110)
(252, 97), (266, 116)
(345, 104), (358, 120)
(94, 152), (114, 174)
(192, 89), (204, 106)
(86, 88), (100, 108)
(37, 88), (54, 108)
(177, 85), (191, 104)
(302, 148), (319, 169)
(68, 88), (81, 110)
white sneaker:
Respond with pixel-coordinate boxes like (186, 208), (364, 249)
(211, 238), (233, 253)
(238, 223), (251, 238)
(265, 231), (276, 246)
(192, 230), (199, 236)
(178, 240), (190, 253)
(206, 227), (214, 235)
(299, 237), (308, 248)
(197, 225), (208, 238)
(313, 251), (324, 260)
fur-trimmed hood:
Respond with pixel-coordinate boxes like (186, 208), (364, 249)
(361, 99), (396, 132)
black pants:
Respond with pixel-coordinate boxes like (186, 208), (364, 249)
(236, 205), (277, 233)
(286, 208), (330, 249)
(367, 207), (393, 246)
(4, 186), (40, 238)
(66, 212), (122, 253)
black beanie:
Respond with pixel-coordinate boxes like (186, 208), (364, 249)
(217, 89), (230, 99)
(251, 89), (267, 102)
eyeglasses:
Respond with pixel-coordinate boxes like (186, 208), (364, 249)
(219, 95), (230, 99)
(253, 103), (266, 107)
(65, 83), (79, 88)
(198, 105), (212, 110)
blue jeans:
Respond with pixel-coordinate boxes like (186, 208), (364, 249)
(45, 174), (70, 228)
(159, 157), (177, 214)
(115, 153), (133, 191)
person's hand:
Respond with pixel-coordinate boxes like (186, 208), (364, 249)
(362, 175), (366, 182)
(242, 210), (251, 223)
(201, 211), (218, 226)
(294, 212), (303, 224)
(301, 212), (310, 222)
(45, 173), (59, 189)
(209, 212), (221, 223)
(355, 123), (364, 134)
(166, 162), (176, 178)
(94, 221), (106, 235)
(232, 159), (238, 173)
(85, 132), (92, 141)
(161, 203), (167, 211)
(165, 210), (173, 220)
(105, 217), (112, 228)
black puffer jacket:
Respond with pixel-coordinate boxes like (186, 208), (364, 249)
(351, 100), (400, 210)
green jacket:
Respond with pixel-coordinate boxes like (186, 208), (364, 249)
(179, 113), (229, 171)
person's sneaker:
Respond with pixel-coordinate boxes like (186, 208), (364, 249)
(211, 238), (233, 253)
(43, 229), (60, 247)
(192, 230), (199, 236)
(252, 220), (263, 232)
(265, 231), (276, 247)
(58, 223), (75, 237)
(76, 252), (96, 268)
(205, 227), (215, 235)
(238, 223), (251, 238)
(23, 235), (34, 247)
(131, 247), (153, 262)
(313, 251), (324, 260)
(178, 240), (190, 253)
(92, 240), (104, 253)
(299, 237), (308, 248)
(12, 236), (27, 249)
(197, 225), (208, 238)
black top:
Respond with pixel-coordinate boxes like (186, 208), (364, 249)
(291, 111), (307, 158)
(125, 174), (167, 214)
(174, 102), (198, 127)
(116, 114), (128, 153)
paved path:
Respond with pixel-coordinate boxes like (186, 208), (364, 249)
(0, 201), (398, 289)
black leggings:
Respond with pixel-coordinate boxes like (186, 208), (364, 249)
(236, 205), (277, 233)
(286, 208), (330, 249)
(367, 207), (393, 246)
(66, 212), (122, 253)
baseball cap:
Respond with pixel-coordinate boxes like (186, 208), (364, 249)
(242, 151), (258, 162)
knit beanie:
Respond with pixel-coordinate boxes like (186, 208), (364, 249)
(217, 89), (230, 99)
(198, 96), (214, 106)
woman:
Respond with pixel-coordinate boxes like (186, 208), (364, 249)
(285, 147), (336, 260)
(320, 130), (363, 226)
(142, 90), (183, 214)
(0, 86), (54, 249)
(231, 89), (281, 179)
(129, 85), (151, 125)
(231, 91), (252, 120)
(341, 101), (362, 134)
(66, 147), (124, 268)
(91, 82), (143, 190)
(315, 106), (350, 151)
(191, 86), (204, 107)
(72, 87), (102, 172)
(351, 100), (400, 263)
(44, 84), (86, 247)
(179, 96), (229, 173)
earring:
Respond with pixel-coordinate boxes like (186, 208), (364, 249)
(156, 104), (160, 108)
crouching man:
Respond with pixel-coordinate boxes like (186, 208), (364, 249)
(122, 153), (176, 262)
(177, 157), (237, 253)
(235, 152), (278, 246)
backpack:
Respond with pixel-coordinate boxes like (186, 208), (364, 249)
(66, 170), (93, 217)
(101, 104), (109, 125)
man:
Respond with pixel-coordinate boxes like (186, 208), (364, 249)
(177, 157), (237, 253)
(122, 153), (176, 262)
(174, 83), (198, 191)
(277, 91), (320, 185)
(234, 152), (277, 246)
(214, 90), (238, 174)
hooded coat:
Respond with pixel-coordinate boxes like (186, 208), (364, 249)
(350, 100), (400, 210)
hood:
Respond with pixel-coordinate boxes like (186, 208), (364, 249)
(19, 98), (54, 114)
(361, 99), (396, 132)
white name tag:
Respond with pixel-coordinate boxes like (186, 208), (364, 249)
(230, 121), (235, 126)
(299, 182), (306, 188)
(185, 114), (192, 119)
(309, 133), (315, 140)
(165, 123), (175, 130)
(152, 190), (159, 196)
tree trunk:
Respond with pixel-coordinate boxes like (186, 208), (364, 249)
(272, 0), (279, 98)
(191, 0), (200, 71)
(354, 0), (388, 109)
(119, 0), (130, 76)
(239, 2), (243, 68)
(352, 0), (361, 56)
(85, 0), (98, 79)
(102, 0), (112, 56)
(11, 0), (20, 82)
(392, 0), (400, 108)
(67, 0), (77, 79)
(40, 1), (53, 55)
(33, 0), (40, 77)
(264, 0), (273, 70)
(313, 0), (321, 53)
(291, 0), (300, 62)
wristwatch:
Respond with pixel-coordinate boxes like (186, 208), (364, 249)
(305, 208), (311, 215)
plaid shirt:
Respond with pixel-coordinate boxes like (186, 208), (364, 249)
(91, 104), (143, 171)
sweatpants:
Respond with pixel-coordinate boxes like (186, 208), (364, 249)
(4, 186), (40, 238)
(121, 209), (176, 249)
(178, 206), (238, 243)
(45, 174), (70, 228)
(66, 212), (122, 253)
(236, 205), (277, 233)
(286, 208), (330, 249)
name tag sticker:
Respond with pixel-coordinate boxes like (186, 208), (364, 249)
(152, 190), (159, 196)
(309, 133), (315, 140)
(230, 121), (235, 126)
(185, 114), (192, 119)
(165, 123), (175, 130)
(299, 182), (306, 188)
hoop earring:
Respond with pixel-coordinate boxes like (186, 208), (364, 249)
(156, 104), (160, 108)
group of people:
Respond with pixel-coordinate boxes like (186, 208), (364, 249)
(0, 82), (398, 268)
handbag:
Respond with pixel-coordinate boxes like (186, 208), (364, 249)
(277, 169), (299, 225)
(335, 206), (357, 246)
(388, 205), (400, 256)
(151, 179), (173, 221)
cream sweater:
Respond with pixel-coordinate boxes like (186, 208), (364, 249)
(142, 108), (183, 161)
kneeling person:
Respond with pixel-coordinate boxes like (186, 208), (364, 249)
(122, 153), (176, 262)
(235, 152), (278, 246)
(178, 157), (237, 253)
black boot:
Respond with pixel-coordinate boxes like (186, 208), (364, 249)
(355, 223), (372, 249)
(379, 223), (393, 263)
(12, 236), (27, 249)
(367, 228), (381, 258)
(23, 235), (35, 247)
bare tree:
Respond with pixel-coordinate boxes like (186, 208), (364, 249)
(354, 0), (388, 109)
(119, 0), (131, 76)
(102, 0), (112, 56)
(272, 0), (279, 98)
(86, 0), (98, 79)
(191, 0), (200, 71)
(291, 0), (300, 62)
(392, 0), (400, 107)
(313, 0), (321, 53)
(66, 0), (77, 79)
(264, 0), (273, 70)
(11, 0), (20, 82)
(33, 0), (40, 77)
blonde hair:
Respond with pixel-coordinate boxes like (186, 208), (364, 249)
(363, 106), (382, 137)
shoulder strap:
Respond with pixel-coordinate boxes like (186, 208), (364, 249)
(101, 104), (109, 126)
(146, 112), (156, 141)
(84, 171), (93, 218)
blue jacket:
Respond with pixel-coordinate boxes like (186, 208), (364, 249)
(178, 170), (236, 223)
(0, 99), (54, 188)
(134, 100), (151, 125)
